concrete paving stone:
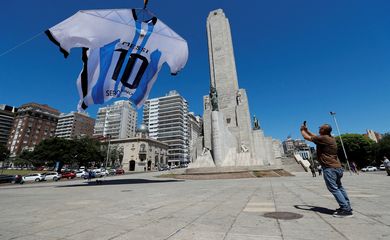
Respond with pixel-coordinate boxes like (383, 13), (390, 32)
(1, 171), (390, 240)
(167, 229), (226, 240)
(225, 233), (283, 240)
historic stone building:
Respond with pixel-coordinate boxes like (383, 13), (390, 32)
(108, 125), (169, 172)
(7, 103), (60, 156)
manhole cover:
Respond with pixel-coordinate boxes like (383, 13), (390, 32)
(263, 211), (303, 220)
(121, 190), (132, 192)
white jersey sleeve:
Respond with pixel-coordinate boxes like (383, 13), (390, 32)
(46, 10), (136, 57)
(152, 24), (188, 75)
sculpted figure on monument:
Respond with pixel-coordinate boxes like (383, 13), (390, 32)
(236, 90), (242, 105)
(202, 147), (210, 156)
(210, 87), (219, 111)
(240, 144), (249, 152)
(253, 115), (260, 130)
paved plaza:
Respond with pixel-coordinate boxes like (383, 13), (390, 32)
(0, 170), (389, 240)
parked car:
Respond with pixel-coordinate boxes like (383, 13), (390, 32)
(379, 164), (385, 171)
(108, 169), (116, 175)
(93, 170), (106, 178)
(158, 165), (169, 171)
(83, 171), (96, 179)
(362, 166), (377, 172)
(42, 172), (61, 181)
(75, 170), (87, 178)
(0, 175), (15, 184)
(23, 173), (46, 182)
(0, 174), (23, 184)
(115, 168), (125, 175)
(35, 166), (45, 171)
(61, 171), (76, 179)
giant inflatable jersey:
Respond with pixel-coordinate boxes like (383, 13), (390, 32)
(46, 9), (188, 111)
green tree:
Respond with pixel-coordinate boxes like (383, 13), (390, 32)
(20, 137), (105, 170)
(32, 138), (74, 168)
(0, 144), (10, 163)
(14, 150), (37, 167)
(376, 133), (390, 160)
(72, 137), (105, 168)
(335, 134), (376, 168)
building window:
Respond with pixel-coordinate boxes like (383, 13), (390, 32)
(140, 144), (146, 152)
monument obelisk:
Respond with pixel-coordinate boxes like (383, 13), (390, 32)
(191, 9), (282, 168)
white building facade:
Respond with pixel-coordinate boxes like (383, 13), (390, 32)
(143, 91), (189, 166)
(94, 100), (137, 139)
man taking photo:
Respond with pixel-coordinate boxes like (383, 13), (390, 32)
(301, 122), (353, 218)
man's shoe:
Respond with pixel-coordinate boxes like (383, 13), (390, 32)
(334, 207), (353, 215)
(333, 210), (353, 218)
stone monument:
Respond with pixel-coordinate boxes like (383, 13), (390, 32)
(190, 9), (283, 169)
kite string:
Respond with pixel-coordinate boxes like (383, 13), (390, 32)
(0, 31), (44, 58)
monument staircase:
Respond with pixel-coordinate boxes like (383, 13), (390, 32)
(279, 157), (307, 173)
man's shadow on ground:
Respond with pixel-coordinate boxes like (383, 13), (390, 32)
(294, 205), (335, 215)
(56, 178), (184, 188)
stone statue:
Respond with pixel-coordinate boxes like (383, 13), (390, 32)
(236, 91), (242, 105)
(253, 115), (260, 130)
(210, 87), (219, 111)
(240, 144), (249, 152)
(202, 147), (210, 156)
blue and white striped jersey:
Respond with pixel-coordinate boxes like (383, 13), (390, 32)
(46, 9), (188, 111)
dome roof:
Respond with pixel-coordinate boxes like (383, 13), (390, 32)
(137, 124), (149, 133)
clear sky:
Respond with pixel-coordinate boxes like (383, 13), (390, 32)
(1, 0), (389, 141)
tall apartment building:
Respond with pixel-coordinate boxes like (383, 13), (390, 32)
(188, 112), (202, 162)
(143, 91), (189, 166)
(55, 112), (95, 139)
(0, 104), (17, 146)
(93, 100), (137, 139)
(7, 103), (60, 156)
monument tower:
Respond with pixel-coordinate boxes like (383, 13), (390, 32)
(191, 9), (282, 168)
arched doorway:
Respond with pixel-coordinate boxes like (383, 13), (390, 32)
(129, 160), (136, 171)
(147, 160), (152, 171)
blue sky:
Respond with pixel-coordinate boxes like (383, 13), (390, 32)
(0, 0), (389, 141)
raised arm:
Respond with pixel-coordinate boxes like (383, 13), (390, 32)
(300, 125), (316, 142)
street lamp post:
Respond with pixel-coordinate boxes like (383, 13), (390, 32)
(105, 134), (111, 169)
(330, 112), (352, 174)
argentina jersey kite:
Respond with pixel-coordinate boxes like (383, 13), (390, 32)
(45, 9), (188, 111)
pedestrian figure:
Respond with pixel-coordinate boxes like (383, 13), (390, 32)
(317, 165), (322, 176)
(384, 156), (390, 176)
(88, 170), (93, 182)
(350, 161), (359, 175)
(301, 123), (353, 218)
(310, 164), (316, 177)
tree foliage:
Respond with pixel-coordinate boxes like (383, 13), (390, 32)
(335, 134), (376, 168)
(15, 137), (105, 169)
(13, 150), (36, 167)
(0, 144), (10, 162)
(376, 133), (390, 160)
